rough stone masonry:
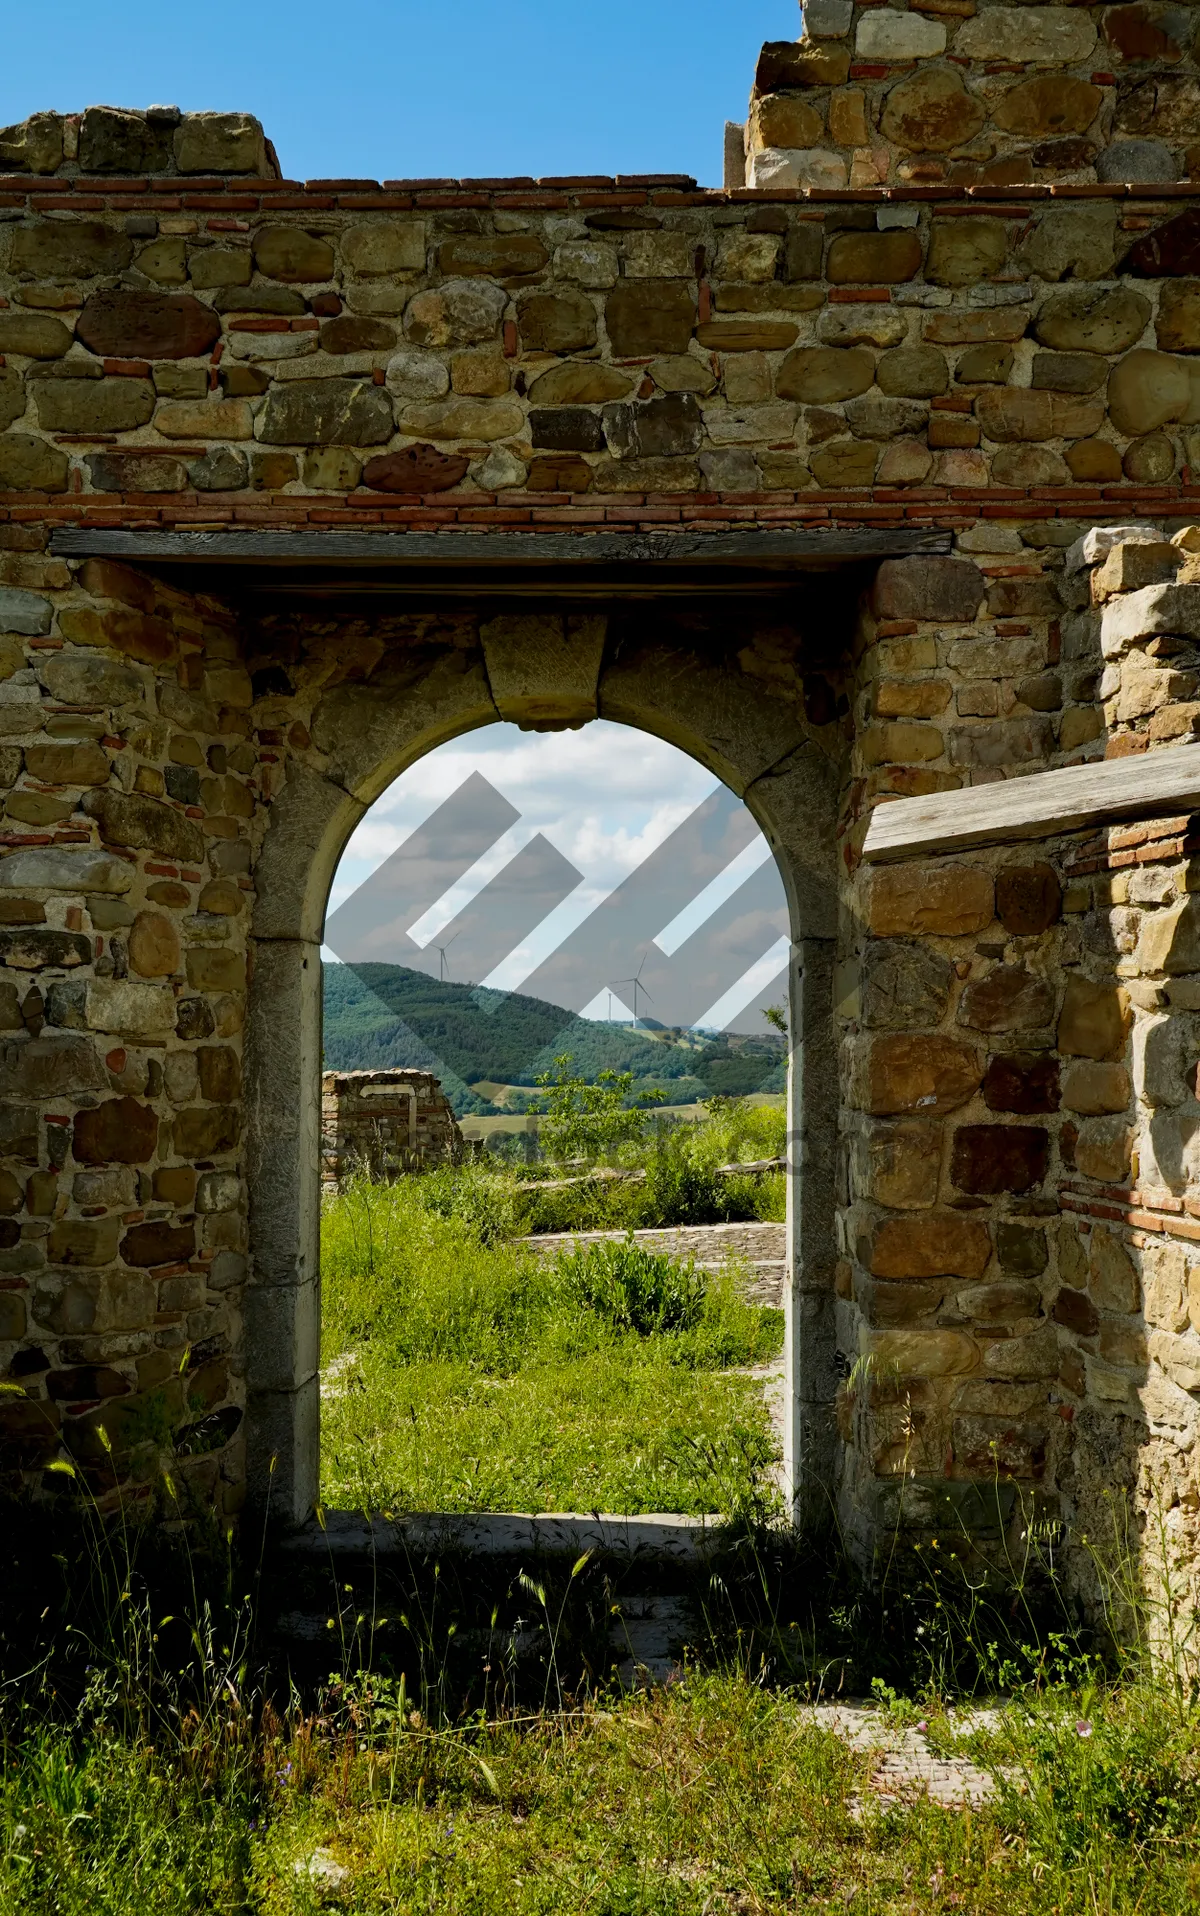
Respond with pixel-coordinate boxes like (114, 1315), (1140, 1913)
(7, 4), (1200, 1623)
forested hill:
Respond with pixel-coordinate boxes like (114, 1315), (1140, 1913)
(322, 964), (784, 1114)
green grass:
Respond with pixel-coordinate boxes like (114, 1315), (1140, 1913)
(7, 1666), (1200, 1914)
(320, 1178), (783, 1516)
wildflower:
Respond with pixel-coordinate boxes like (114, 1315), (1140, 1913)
(916, 1720), (929, 1735)
(1075, 1719), (1093, 1739)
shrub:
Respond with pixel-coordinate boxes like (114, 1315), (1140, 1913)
(553, 1236), (707, 1337)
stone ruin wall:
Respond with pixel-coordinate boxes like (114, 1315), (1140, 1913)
(839, 530), (1200, 1616)
(740, 0), (1200, 194)
(2, 4), (1200, 1601)
(320, 1068), (463, 1187)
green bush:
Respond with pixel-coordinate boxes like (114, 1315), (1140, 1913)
(554, 1237), (706, 1337)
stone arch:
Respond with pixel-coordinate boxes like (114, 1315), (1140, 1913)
(245, 610), (842, 1526)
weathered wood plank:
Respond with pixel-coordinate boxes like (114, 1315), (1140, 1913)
(50, 526), (951, 567)
(862, 743), (1200, 863)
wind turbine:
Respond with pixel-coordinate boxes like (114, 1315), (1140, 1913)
(609, 956), (653, 1026)
(432, 930), (459, 982)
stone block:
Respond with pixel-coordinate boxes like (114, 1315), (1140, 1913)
(1090, 1225), (1140, 1315)
(982, 1054), (1060, 1115)
(950, 1124), (1049, 1196)
(73, 1096), (160, 1166)
(405, 279), (508, 349)
(605, 282), (696, 357)
(957, 965), (1055, 1034)
(979, 1327), (1059, 1381)
(256, 378), (394, 446)
(995, 864), (1061, 936)
(1074, 1117), (1134, 1182)
(810, 441), (878, 488)
(855, 11), (944, 59)
(868, 864), (993, 937)
(174, 1106), (240, 1157)
(0, 1033), (104, 1100)
(0, 112), (64, 175)
(46, 1217), (122, 1268)
(951, 1414), (1045, 1479)
(1061, 1061), (1131, 1115)
(361, 446), (470, 492)
(1035, 286), (1151, 356)
(859, 1121), (941, 1209)
(81, 790), (204, 865)
(881, 68), (985, 152)
(12, 221), (132, 280)
(1144, 1244), (1189, 1335)
(755, 41), (850, 89)
(0, 435), (69, 493)
(926, 220), (1007, 290)
(186, 949), (245, 994)
(251, 228), (335, 282)
(85, 979), (175, 1041)
(1137, 898), (1200, 974)
(775, 345), (872, 406)
(871, 556), (985, 623)
(1021, 207), (1118, 284)
(437, 235), (548, 278)
(341, 221), (426, 276)
(957, 5), (1096, 63)
(866, 1328), (979, 1377)
(528, 363), (632, 406)
(399, 395), (524, 441)
(0, 311), (72, 358)
(827, 231), (923, 286)
(173, 111), (267, 173)
(517, 288), (597, 354)
(748, 148), (847, 190)
(995, 75), (1102, 138)
(155, 399), (256, 444)
(852, 1033), (983, 1117)
(121, 1220), (195, 1268)
(949, 716), (1055, 770)
(23, 742), (109, 786)
(0, 847), (133, 894)
(860, 940), (953, 1031)
(1057, 977), (1131, 1060)
(975, 388), (1104, 443)
(1132, 1013), (1189, 1107)
(481, 612), (606, 729)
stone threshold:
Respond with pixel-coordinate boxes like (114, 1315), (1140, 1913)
(278, 1508), (722, 1564)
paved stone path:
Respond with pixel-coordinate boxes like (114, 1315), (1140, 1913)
(805, 1703), (1000, 1810)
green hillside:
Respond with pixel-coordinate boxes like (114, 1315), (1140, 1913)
(321, 963), (785, 1114)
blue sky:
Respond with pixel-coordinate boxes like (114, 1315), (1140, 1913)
(2, 1), (799, 188)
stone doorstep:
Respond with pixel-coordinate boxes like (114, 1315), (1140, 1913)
(278, 1507), (719, 1566)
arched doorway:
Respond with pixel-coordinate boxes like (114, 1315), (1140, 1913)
(244, 601), (843, 1528)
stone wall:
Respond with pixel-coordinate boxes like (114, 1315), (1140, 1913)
(0, 560), (252, 1515)
(5, 53), (1200, 1591)
(3, 102), (1200, 513)
(320, 1068), (462, 1185)
(838, 522), (1200, 1608)
(742, 1), (1200, 192)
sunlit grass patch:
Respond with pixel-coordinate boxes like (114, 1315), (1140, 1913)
(320, 1177), (783, 1516)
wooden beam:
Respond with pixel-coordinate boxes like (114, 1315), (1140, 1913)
(50, 526), (951, 568)
(862, 743), (1200, 863)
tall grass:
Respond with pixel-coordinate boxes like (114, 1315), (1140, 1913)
(320, 1175), (784, 1516)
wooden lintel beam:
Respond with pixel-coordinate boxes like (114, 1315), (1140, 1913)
(49, 526), (952, 568)
(862, 743), (1200, 864)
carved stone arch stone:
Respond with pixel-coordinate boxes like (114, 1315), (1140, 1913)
(245, 612), (843, 1527)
